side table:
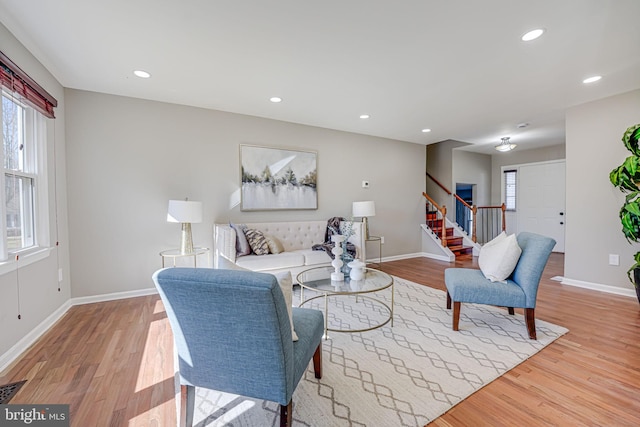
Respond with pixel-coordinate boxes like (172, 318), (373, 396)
(366, 236), (382, 268)
(160, 247), (211, 268)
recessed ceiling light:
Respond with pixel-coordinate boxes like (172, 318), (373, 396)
(359, 114), (370, 119)
(133, 70), (151, 78)
(270, 97), (282, 103)
(521, 29), (545, 42)
(421, 128), (431, 133)
(583, 75), (602, 84)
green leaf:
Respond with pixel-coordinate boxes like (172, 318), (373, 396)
(623, 123), (640, 155)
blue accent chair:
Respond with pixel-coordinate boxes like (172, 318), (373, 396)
(152, 268), (324, 427)
(444, 232), (556, 340)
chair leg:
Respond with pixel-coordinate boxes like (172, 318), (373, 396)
(525, 308), (537, 340)
(452, 301), (460, 331)
(446, 291), (451, 309)
(280, 401), (293, 427)
(180, 384), (195, 427)
(313, 342), (323, 379)
(508, 307), (515, 315)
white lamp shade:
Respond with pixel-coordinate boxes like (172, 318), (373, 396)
(167, 200), (203, 223)
(352, 201), (376, 217)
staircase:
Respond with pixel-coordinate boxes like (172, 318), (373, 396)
(426, 211), (474, 259)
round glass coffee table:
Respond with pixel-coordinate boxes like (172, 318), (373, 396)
(296, 266), (394, 339)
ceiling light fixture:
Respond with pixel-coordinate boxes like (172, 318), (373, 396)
(359, 114), (370, 119)
(583, 75), (602, 84)
(421, 128), (431, 133)
(269, 97), (282, 103)
(495, 136), (517, 152)
(521, 29), (545, 41)
(133, 70), (151, 78)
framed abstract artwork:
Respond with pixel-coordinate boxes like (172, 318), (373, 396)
(240, 145), (318, 211)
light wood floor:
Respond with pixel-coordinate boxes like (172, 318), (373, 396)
(1, 254), (639, 426)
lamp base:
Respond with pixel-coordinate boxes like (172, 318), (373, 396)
(180, 222), (194, 255)
(363, 217), (370, 240)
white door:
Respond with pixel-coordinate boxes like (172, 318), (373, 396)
(517, 161), (566, 252)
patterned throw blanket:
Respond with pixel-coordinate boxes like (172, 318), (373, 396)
(311, 216), (356, 260)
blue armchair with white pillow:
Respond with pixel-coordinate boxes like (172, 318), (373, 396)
(444, 232), (556, 339)
(153, 267), (324, 427)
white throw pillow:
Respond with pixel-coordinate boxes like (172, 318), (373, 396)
(478, 233), (522, 283)
(216, 255), (298, 341)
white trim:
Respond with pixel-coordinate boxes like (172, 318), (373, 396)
(0, 299), (72, 373)
(560, 277), (637, 298)
(0, 246), (53, 275)
(420, 252), (454, 262)
(378, 252), (425, 263)
(70, 287), (158, 306)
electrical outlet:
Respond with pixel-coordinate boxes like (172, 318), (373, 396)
(362, 180), (369, 188)
(609, 254), (619, 266)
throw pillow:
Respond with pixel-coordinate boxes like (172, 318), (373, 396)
(215, 255), (298, 341)
(478, 232), (522, 283)
(264, 234), (284, 254)
(230, 222), (251, 257)
(244, 228), (270, 255)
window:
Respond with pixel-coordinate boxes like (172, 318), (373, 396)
(504, 169), (517, 211)
(1, 90), (47, 259)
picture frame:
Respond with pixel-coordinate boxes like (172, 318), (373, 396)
(240, 145), (318, 211)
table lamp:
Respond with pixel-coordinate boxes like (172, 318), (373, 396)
(352, 201), (376, 239)
(167, 199), (203, 254)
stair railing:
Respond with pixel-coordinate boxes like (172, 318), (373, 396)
(454, 194), (478, 243)
(475, 203), (506, 244)
(422, 192), (447, 247)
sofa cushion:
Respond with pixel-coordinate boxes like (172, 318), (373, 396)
(245, 228), (270, 255)
(230, 222), (251, 257)
(236, 251), (306, 271)
(264, 234), (284, 254)
(298, 249), (333, 266)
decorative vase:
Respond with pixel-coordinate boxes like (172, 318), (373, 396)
(331, 234), (346, 281)
(348, 260), (366, 281)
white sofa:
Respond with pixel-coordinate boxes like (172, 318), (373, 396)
(214, 220), (365, 281)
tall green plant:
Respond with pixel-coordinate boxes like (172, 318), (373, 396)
(610, 123), (640, 285)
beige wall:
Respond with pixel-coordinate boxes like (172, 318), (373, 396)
(64, 89), (426, 298)
(453, 150), (492, 206)
(565, 89), (640, 292)
(0, 23), (71, 361)
(426, 139), (468, 220)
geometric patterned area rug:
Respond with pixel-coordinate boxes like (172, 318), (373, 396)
(194, 276), (568, 426)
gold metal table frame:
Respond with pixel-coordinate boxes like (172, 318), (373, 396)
(296, 266), (394, 339)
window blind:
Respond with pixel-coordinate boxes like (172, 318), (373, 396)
(504, 169), (517, 210)
(0, 50), (57, 119)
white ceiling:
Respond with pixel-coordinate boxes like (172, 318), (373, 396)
(1, 0), (639, 154)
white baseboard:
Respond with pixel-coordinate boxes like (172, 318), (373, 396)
(70, 287), (158, 306)
(420, 252), (455, 262)
(0, 299), (72, 373)
(560, 277), (637, 298)
(378, 252), (425, 263)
